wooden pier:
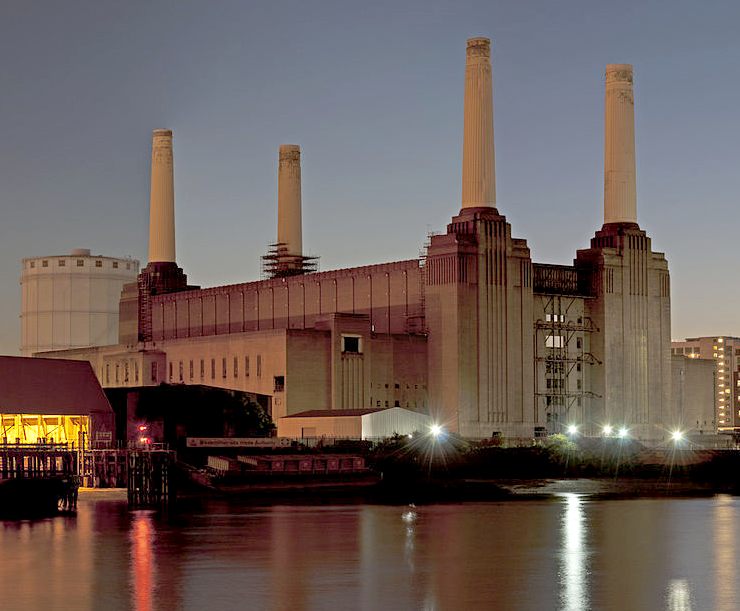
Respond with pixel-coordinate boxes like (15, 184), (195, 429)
(0, 445), (80, 518)
(127, 450), (175, 509)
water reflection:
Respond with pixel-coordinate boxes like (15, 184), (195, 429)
(402, 505), (417, 573)
(2, 495), (740, 610)
(559, 494), (588, 611)
(714, 495), (736, 611)
(130, 511), (155, 611)
(667, 579), (692, 611)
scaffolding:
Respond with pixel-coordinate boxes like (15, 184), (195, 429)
(533, 292), (600, 434)
(261, 242), (319, 279)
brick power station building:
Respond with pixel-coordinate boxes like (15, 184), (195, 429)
(42, 38), (678, 441)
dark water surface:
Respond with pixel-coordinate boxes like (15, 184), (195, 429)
(1, 491), (735, 610)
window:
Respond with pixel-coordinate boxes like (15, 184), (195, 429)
(245, 356), (250, 377)
(168, 362), (172, 381)
(545, 335), (564, 348)
(342, 335), (361, 353)
(200, 359), (205, 379)
(256, 355), (262, 378)
(115, 364), (119, 383)
(42, 260), (48, 267)
(179, 361), (184, 382)
(76, 259), (84, 267)
(222, 358), (227, 378)
(29, 261), (35, 268)
(394, 383), (400, 389)
(545, 314), (565, 322)
(576, 338), (582, 350)
(394, 400), (400, 407)
(211, 358), (216, 379)
(95, 260), (102, 268)
(151, 362), (158, 382)
(233, 357), (238, 378)
(58, 259), (66, 267)
(274, 376), (285, 392)
(577, 379), (582, 390)
(126, 263), (131, 270)
(135, 362), (139, 383)
(376, 401), (381, 407)
(112, 262), (118, 269)
(546, 361), (564, 374)
(124, 362), (129, 383)
(189, 360), (194, 380)
(105, 364), (110, 384)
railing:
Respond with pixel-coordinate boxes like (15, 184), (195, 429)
(0, 446), (79, 480)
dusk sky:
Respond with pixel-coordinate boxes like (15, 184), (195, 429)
(1, 0), (739, 354)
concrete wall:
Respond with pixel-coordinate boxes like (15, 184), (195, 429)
(425, 207), (535, 438)
(671, 355), (716, 433)
(149, 260), (424, 341)
(278, 414), (363, 439)
(577, 225), (671, 440)
(21, 254), (138, 355)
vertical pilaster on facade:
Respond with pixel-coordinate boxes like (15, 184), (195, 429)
(603, 64), (637, 226)
(148, 129), (176, 263)
(278, 144), (302, 257)
(462, 37), (496, 209)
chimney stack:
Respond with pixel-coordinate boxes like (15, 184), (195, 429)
(462, 37), (496, 210)
(603, 64), (637, 225)
(277, 144), (302, 257)
(148, 129), (176, 263)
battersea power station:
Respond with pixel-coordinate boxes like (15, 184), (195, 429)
(43, 37), (674, 441)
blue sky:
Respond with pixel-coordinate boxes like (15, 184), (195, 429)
(1, 0), (739, 353)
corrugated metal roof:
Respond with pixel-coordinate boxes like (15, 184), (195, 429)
(283, 408), (386, 418)
(0, 356), (112, 415)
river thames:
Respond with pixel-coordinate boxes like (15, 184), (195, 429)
(1, 492), (737, 610)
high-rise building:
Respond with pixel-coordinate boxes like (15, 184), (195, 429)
(672, 337), (739, 430)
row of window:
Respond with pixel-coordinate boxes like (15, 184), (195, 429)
(167, 355), (264, 383)
(545, 336), (583, 349)
(29, 259), (132, 270)
(374, 382), (425, 390)
(545, 396), (583, 407)
(372, 399), (424, 409)
(544, 379), (583, 390)
(104, 361), (140, 385)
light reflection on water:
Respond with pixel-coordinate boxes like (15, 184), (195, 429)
(559, 493), (587, 611)
(0, 494), (739, 610)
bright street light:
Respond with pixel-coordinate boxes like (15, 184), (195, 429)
(603, 425), (613, 436)
(618, 427), (629, 439)
(567, 425), (578, 436)
(671, 430), (684, 442)
(430, 424), (443, 438)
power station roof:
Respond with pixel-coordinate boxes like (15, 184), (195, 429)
(0, 356), (112, 415)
